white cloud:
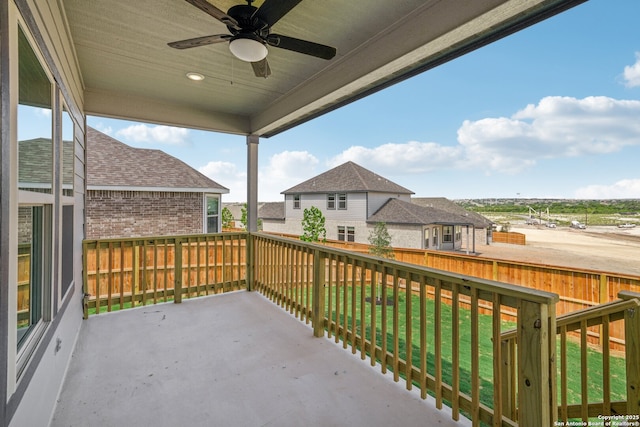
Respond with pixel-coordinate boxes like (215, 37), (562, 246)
(458, 96), (640, 173)
(328, 141), (462, 175)
(623, 52), (640, 88)
(116, 124), (190, 145)
(325, 96), (640, 178)
(199, 161), (246, 202)
(575, 178), (640, 199)
(198, 151), (319, 202)
(37, 108), (52, 118)
(259, 151), (319, 201)
(93, 123), (113, 135)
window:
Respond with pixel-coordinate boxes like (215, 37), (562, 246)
(327, 193), (336, 210)
(433, 228), (438, 247)
(293, 194), (300, 209)
(337, 226), (355, 242)
(424, 228), (430, 249)
(455, 226), (462, 242)
(62, 107), (74, 197)
(443, 226), (453, 243)
(206, 195), (219, 233)
(17, 206), (52, 350)
(60, 205), (74, 298)
(327, 193), (346, 210)
(17, 25), (54, 356)
(346, 226), (355, 242)
(61, 107), (75, 299)
(338, 193), (347, 210)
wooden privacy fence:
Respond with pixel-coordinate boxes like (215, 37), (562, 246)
(492, 231), (526, 245)
(83, 232), (247, 317)
(254, 233), (559, 427)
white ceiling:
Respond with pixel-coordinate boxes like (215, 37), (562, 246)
(62, 0), (585, 138)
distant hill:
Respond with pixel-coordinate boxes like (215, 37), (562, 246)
(454, 198), (640, 215)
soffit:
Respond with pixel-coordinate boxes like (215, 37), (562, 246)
(61, 0), (583, 137)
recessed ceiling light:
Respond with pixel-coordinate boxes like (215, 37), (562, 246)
(186, 72), (204, 81)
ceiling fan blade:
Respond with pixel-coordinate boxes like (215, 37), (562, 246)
(251, 58), (271, 78)
(253, 0), (303, 27)
(184, 0), (241, 31)
(168, 34), (231, 49)
(267, 34), (336, 60)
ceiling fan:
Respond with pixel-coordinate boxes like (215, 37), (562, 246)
(168, 0), (337, 78)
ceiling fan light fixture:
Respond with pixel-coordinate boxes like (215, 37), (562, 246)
(229, 35), (267, 62)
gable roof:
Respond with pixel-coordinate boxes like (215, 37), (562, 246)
(87, 127), (228, 193)
(368, 198), (476, 226)
(282, 161), (413, 195)
(258, 202), (285, 220)
(412, 197), (492, 228)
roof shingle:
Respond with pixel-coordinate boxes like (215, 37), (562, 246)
(368, 198), (475, 226)
(411, 197), (492, 228)
(282, 161), (413, 195)
(87, 127), (228, 192)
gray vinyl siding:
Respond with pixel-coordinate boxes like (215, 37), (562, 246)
(367, 193), (411, 217)
(285, 192), (367, 221)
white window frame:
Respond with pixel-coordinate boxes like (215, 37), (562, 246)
(338, 193), (347, 210)
(327, 193), (336, 210)
(204, 194), (221, 233)
(14, 19), (56, 378)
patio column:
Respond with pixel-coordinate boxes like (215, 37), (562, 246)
(246, 135), (259, 232)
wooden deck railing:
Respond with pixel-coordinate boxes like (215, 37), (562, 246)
(501, 290), (640, 423)
(253, 233), (558, 427)
(81, 232), (640, 426)
(82, 233), (247, 318)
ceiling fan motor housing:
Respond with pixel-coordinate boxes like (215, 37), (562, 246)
(227, 4), (269, 39)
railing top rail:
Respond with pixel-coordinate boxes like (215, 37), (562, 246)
(83, 231), (249, 247)
(501, 297), (640, 340)
(253, 232), (559, 306)
(619, 290), (640, 300)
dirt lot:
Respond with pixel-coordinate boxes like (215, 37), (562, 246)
(475, 225), (640, 277)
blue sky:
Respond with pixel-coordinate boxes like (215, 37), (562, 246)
(83, 0), (640, 202)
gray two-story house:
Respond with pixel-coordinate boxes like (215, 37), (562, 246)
(260, 161), (490, 252)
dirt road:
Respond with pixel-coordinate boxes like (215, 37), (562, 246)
(475, 225), (640, 277)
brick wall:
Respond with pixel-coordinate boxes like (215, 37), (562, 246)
(86, 190), (204, 239)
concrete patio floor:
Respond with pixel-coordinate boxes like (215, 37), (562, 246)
(51, 291), (470, 427)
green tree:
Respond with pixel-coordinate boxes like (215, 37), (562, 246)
(368, 222), (394, 259)
(239, 204), (262, 230)
(240, 203), (247, 230)
(221, 207), (234, 229)
(300, 206), (326, 243)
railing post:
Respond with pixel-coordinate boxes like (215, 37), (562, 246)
(174, 239), (183, 304)
(624, 297), (640, 415)
(246, 233), (254, 291)
(133, 243), (140, 296)
(517, 299), (554, 427)
(312, 248), (326, 337)
(599, 274), (608, 348)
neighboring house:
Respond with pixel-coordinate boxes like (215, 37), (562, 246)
(260, 161), (490, 251)
(86, 127), (229, 239)
(411, 197), (493, 248)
